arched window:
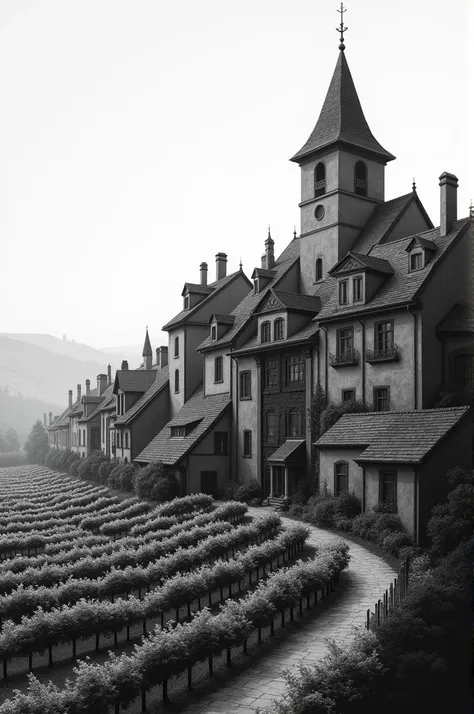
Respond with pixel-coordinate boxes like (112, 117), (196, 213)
(287, 409), (302, 437)
(314, 162), (326, 197)
(334, 461), (349, 496)
(274, 318), (285, 341)
(261, 321), (271, 343)
(354, 161), (368, 196)
(174, 336), (179, 357)
(315, 258), (323, 282)
(174, 369), (180, 393)
(265, 411), (277, 443)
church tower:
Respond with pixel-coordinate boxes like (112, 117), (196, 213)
(142, 327), (152, 370)
(291, 6), (395, 293)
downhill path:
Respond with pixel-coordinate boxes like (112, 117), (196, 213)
(175, 508), (397, 714)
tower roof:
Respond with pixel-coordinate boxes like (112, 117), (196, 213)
(142, 327), (152, 357)
(291, 51), (395, 164)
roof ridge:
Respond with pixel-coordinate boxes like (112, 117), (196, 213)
(370, 216), (470, 250)
(342, 406), (470, 418)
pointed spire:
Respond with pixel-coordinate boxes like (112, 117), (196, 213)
(239, 257), (243, 271)
(142, 326), (152, 357)
(412, 178), (416, 192)
(290, 51), (395, 164)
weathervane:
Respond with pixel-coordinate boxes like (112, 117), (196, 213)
(412, 178), (416, 191)
(337, 3), (348, 51)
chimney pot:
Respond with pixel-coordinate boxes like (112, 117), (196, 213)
(48, 412), (52, 425)
(107, 364), (112, 384)
(439, 172), (458, 237)
(43, 413), (47, 427)
(97, 374), (107, 395)
(121, 360), (129, 370)
(200, 262), (208, 286)
(76, 384), (81, 403)
(68, 390), (73, 408)
(85, 379), (90, 396)
(215, 252), (227, 281)
(265, 233), (275, 269)
(157, 346), (168, 369)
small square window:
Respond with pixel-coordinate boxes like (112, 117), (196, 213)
(410, 253), (423, 271)
(339, 280), (348, 305)
(342, 388), (356, 402)
(243, 430), (252, 457)
(171, 426), (186, 438)
(373, 386), (390, 412)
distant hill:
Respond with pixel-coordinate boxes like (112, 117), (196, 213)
(0, 336), (114, 406)
(100, 344), (143, 368)
(0, 387), (62, 448)
(0, 333), (119, 366)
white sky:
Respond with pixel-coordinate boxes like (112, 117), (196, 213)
(0, 0), (472, 351)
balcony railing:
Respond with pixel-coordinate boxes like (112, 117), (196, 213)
(365, 344), (399, 363)
(329, 347), (359, 367)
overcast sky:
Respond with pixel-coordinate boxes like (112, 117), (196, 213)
(0, 0), (472, 352)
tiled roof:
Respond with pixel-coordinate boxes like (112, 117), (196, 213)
(405, 235), (437, 253)
(231, 319), (318, 357)
(353, 193), (416, 255)
(271, 291), (322, 313)
(316, 218), (471, 321)
(315, 407), (470, 463)
(198, 239), (301, 352)
(268, 439), (305, 463)
(98, 387), (116, 412)
(210, 313), (235, 325)
(114, 370), (156, 394)
(251, 268), (276, 279)
(290, 51), (395, 164)
(182, 283), (214, 297)
(329, 252), (394, 276)
(135, 387), (230, 465)
(78, 385), (114, 423)
(163, 270), (249, 331)
(114, 366), (169, 426)
(437, 302), (474, 332)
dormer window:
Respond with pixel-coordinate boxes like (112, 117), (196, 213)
(353, 276), (363, 302)
(339, 280), (349, 305)
(261, 321), (271, 343)
(211, 325), (217, 340)
(409, 252), (423, 271)
(315, 258), (323, 282)
(314, 162), (326, 197)
(171, 426), (186, 438)
(274, 318), (285, 341)
(354, 161), (367, 197)
(184, 295), (190, 309)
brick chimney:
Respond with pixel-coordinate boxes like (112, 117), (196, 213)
(215, 253), (227, 281)
(76, 384), (81, 403)
(49, 412), (52, 425)
(265, 228), (275, 269)
(200, 262), (208, 286)
(68, 390), (73, 408)
(439, 172), (458, 237)
(85, 379), (90, 396)
(157, 346), (168, 369)
(121, 360), (129, 370)
(43, 413), (47, 427)
(107, 364), (112, 384)
(97, 374), (107, 395)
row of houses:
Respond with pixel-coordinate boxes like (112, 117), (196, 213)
(48, 42), (473, 545)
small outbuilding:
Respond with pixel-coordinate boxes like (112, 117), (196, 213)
(315, 407), (472, 545)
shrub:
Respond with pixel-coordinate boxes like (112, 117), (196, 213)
(305, 498), (336, 527)
(320, 399), (369, 436)
(69, 460), (80, 477)
(333, 491), (361, 519)
(427, 470), (473, 557)
(234, 477), (262, 503)
(150, 475), (180, 502)
(134, 461), (168, 499)
(24, 420), (49, 464)
(249, 497), (262, 507)
(289, 503), (304, 517)
(107, 464), (123, 490)
(98, 460), (115, 485)
(221, 481), (238, 501)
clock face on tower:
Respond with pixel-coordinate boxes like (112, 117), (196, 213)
(315, 204), (325, 221)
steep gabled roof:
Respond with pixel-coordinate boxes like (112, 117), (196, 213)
(316, 218), (471, 321)
(198, 239), (301, 352)
(405, 235), (437, 253)
(437, 302), (474, 333)
(270, 291), (322, 313)
(209, 313), (236, 325)
(268, 439), (305, 463)
(163, 270), (251, 331)
(142, 328), (152, 357)
(291, 51), (395, 164)
(353, 192), (434, 255)
(135, 387), (230, 465)
(315, 407), (470, 464)
(114, 366), (169, 426)
(78, 384), (114, 423)
(328, 251), (394, 276)
(113, 370), (156, 394)
(230, 319), (319, 357)
(181, 283), (214, 297)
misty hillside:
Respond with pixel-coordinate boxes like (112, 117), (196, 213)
(0, 336), (113, 406)
(0, 387), (62, 447)
(100, 344), (143, 367)
(0, 333), (121, 366)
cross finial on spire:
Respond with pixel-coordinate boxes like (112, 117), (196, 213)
(469, 199), (474, 219)
(336, 3), (348, 51)
(239, 257), (243, 270)
(293, 226), (297, 239)
(412, 178), (416, 192)
(268, 224), (271, 238)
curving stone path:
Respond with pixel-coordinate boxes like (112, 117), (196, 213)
(176, 509), (397, 714)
